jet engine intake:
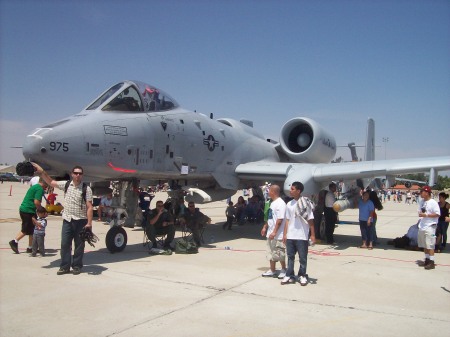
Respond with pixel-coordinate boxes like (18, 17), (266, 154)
(279, 118), (336, 163)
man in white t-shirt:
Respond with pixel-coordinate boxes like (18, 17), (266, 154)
(29, 175), (40, 186)
(417, 186), (440, 270)
(282, 181), (316, 286)
(97, 193), (113, 222)
(260, 184), (287, 279)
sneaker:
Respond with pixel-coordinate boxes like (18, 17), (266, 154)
(57, 268), (70, 275)
(277, 269), (287, 279)
(281, 276), (295, 285)
(26, 248), (32, 253)
(261, 270), (277, 277)
(418, 258), (430, 267)
(424, 261), (435, 270)
(72, 267), (82, 275)
(299, 275), (309, 286)
(9, 240), (19, 254)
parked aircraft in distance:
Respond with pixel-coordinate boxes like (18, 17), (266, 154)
(20, 80), (450, 252)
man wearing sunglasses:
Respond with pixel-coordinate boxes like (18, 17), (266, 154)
(32, 163), (93, 275)
(146, 200), (175, 249)
(179, 202), (211, 247)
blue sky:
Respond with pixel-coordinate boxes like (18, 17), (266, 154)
(1, 0), (449, 166)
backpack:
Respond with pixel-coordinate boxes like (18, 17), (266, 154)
(64, 181), (87, 208)
(315, 190), (327, 213)
(175, 237), (198, 254)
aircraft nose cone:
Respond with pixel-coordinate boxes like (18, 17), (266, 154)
(22, 130), (47, 161)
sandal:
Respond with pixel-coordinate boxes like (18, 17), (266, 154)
(368, 247), (373, 250)
(358, 246), (367, 249)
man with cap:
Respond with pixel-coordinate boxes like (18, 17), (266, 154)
(417, 186), (440, 270)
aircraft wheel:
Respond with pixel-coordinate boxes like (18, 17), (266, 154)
(106, 226), (127, 253)
(319, 216), (326, 240)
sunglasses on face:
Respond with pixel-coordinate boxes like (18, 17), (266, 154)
(72, 172), (83, 175)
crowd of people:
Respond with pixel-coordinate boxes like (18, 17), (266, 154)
(7, 163), (449, 276)
(379, 189), (420, 204)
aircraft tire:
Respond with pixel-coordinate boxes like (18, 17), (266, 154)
(319, 216), (326, 240)
(106, 226), (127, 253)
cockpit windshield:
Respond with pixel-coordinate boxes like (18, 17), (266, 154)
(136, 82), (178, 112)
(87, 83), (124, 110)
(86, 81), (179, 113)
(103, 86), (143, 112)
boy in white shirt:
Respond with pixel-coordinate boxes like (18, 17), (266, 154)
(282, 181), (316, 286)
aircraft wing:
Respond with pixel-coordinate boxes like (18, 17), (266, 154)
(236, 156), (450, 193)
(309, 156), (450, 181)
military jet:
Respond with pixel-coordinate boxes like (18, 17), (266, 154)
(21, 80), (450, 252)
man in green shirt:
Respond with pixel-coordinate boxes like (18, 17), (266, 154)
(9, 178), (47, 254)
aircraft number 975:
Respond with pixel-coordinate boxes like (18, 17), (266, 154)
(49, 141), (69, 152)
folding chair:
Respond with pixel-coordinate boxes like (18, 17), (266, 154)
(181, 223), (206, 244)
(143, 228), (167, 248)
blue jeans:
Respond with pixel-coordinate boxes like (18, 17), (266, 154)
(285, 239), (308, 278)
(61, 219), (87, 270)
(372, 217), (378, 243)
(359, 220), (374, 244)
(437, 220), (449, 249)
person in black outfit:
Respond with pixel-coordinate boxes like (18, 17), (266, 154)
(436, 192), (450, 252)
(146, 200), (175, 249)
(179, 202), (211, 246)
(324, 183), (338, 244)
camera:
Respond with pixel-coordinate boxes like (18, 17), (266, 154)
(421, 207), (426, 213)
(16, 161), (36, 177)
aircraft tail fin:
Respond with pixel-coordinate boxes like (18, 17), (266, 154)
(364, 118), (375, 161)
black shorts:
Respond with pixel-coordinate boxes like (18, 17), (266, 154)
(20, 211), (35, 235)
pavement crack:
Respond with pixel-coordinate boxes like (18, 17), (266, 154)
(229, 289), (450, 324)
(105, 273), (261, 336)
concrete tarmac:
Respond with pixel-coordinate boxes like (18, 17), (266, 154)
(1, 182), (449, 337)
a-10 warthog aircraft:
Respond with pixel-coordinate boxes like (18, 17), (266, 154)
(21, 80), (450, 252)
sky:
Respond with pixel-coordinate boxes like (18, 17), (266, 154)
(1, 0), (449, 168)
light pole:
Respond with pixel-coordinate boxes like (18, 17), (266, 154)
(382, 137), (389, 160)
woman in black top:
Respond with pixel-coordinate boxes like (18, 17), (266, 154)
(436, 192), (450, 252)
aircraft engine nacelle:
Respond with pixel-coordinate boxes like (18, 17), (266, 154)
(279, 118), (336, 163)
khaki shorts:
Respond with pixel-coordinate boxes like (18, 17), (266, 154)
(418, 226), (436, 250)
(266, 238), (286, 262)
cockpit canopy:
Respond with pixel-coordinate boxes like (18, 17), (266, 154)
(86, 81), (179, 112)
